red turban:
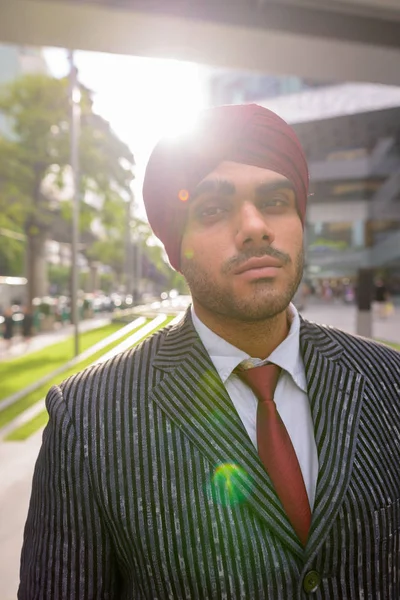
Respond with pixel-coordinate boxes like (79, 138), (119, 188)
(143, 104), (309, 271)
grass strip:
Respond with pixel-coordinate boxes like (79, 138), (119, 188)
(377, 340), (400, 351)
(0, 320), (152, 429)
(5, 316), (174, 440)
(8, 410), (48, 441)
(0, 323), (124, 402)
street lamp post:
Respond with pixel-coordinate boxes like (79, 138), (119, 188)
(69, 50), (80, 357)
(135, 236), (142, 304)
(125, 194), (133, 297)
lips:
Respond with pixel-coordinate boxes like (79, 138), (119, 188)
(234, 256), (282, 275)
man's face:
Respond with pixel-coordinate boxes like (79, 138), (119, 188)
(180, 161), (304, 322)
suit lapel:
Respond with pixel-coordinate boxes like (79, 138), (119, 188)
(300, 319), (366, 558)
(150, 310), (304, 557)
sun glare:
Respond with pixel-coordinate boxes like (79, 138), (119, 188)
(44, 49), (209, 211)
(85, 55), (207, 150)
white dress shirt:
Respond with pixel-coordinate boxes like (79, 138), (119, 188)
(191, 304), (319, 509)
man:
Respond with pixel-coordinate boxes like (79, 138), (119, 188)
(2, 307), (14, 351)
(19, 105), (400, 599)
(374, 277), (389, 318)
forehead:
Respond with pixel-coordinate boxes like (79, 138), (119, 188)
(200, 160), (288, 186)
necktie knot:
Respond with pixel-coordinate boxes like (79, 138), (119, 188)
(236, 363), (281, 403)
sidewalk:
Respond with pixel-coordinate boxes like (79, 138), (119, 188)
(0, 432), (42, 600)
(0, 315), (111, 362)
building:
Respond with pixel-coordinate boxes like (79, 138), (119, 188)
(293, 103), (400, 288)
(0, 44), (48, 136)
(208, 71), (330, 107)
(207, 73), (400, 296)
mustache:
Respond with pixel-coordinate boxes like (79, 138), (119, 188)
(222, 247), (291, 275)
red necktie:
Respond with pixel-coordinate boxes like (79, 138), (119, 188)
(237, 363), (311, 545)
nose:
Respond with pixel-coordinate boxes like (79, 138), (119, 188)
(235, 201), (275, 250)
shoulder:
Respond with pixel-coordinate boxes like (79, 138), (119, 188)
(302, 318), (400, 364)
(58, 322), (172, 403)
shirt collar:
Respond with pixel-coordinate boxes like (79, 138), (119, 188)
(191, 303), (307, 393)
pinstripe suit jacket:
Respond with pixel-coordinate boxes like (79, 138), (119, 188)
(19, 310), (400, 599)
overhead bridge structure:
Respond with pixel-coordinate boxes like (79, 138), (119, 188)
(1, 0), (400, 84)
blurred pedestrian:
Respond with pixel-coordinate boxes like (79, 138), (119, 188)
(22, 306), (34, 346)
(2, 307), (14, 351)
(375, 277), (388, 318)
(20, 104), (400, 599)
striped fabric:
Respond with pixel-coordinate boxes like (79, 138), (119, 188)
(19, 310), (400, 599)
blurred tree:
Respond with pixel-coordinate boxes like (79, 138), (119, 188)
(143, 239), (189, 294)
(0, 73), (135, 307)
(48, 264), (70, 294)
(169, 270), (189, 295)
(84, 188), (130, 287)
(86, 238), (125, 286)
(0, 233), (25, 276)
(86, 214), (170, 293)
(100, 272), (114, 294)
(131, 217), (187, 294)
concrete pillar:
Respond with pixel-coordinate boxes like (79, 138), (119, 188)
(26, 231), (49, 304)
(352, 220), (365, 248)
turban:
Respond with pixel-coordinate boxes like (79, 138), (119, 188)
(143, 104), (309, 271)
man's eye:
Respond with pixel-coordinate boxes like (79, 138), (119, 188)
(199, 206), (225, 218)
(260, 197), (288, 208)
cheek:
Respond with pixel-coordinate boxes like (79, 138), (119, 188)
(181, 233), (203, 263)
(181, 230), (197, 261)
(181, 230), (229, 266)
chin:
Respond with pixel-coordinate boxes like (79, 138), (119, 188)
(229, 295), (291, 321)
(238, 283), (287, 303)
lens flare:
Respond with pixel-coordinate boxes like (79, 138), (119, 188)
(178, 189), (190, 202)
(184, 248), (194, 259)
(206, 463), (252, 506)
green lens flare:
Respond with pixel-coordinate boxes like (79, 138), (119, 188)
(184, 248), (194, 259)
(206, 463), (252, 506)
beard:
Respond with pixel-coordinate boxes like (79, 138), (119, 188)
(181, 246), (304, 323)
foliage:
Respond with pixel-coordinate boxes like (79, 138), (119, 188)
(309, 238), (348, 251)
(100, 272), (114, 293)
(143, 239), (189, 292)
(48, 264), (70, 289)
(38, 302), (51, 316)
(86, 237), (125, 276)
(168, 270), (189, 294)
(0, 73), (135, 303)
(0, 73), (178, 296)
(0, 233), (25, 276)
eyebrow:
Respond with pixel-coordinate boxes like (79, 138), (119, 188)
(191, 179), (235, 200)
(255, 179), (296, 198)
(191, 177), (295, 201)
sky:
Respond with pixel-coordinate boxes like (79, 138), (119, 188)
(43, 48), (213, 213)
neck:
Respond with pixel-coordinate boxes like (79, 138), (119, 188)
(192, 301), (291, 360)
